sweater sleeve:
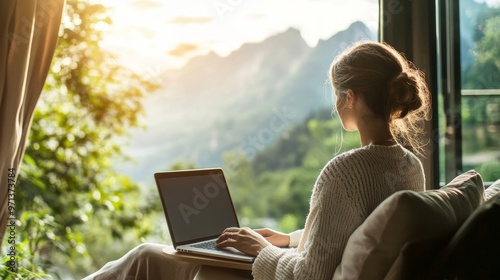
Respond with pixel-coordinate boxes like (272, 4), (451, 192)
(288, 229), (303, 248)
(252, 158), (364, 280)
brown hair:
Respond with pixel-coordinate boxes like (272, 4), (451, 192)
(330, 41), (430, 155)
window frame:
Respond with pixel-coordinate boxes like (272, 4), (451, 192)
(381, 0), (499, 188)
(380, 0), (440, 189)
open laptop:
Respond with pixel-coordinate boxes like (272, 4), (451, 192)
(154, 168), (255, 262)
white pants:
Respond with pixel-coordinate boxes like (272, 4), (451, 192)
(83, 243), (200, 280)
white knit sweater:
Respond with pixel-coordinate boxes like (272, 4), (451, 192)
(252, 144), (425, 280)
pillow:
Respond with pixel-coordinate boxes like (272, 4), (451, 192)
(485, 179), (500, 201)
(333, 170), (484, 280)
(430, 191), (500, 279)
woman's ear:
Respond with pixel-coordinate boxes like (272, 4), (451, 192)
(346, 89), (356, 108)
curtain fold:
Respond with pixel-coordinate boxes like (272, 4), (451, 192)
(0, 0), (65, 245)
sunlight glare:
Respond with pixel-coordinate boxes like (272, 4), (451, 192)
(99, 0), (378, 73)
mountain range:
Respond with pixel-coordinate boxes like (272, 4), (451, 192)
(117, 21), (376, 185)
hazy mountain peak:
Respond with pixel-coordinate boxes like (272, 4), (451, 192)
(349, 20), (369, 30)
(126, 22), (377, 181)
(273, 27), (304, 41)
(235, 26), (309, 55)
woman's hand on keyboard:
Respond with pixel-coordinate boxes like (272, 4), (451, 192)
(215, 227), (271, 257)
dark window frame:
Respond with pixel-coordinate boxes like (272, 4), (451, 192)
(381, 0), (498, 188)
(380, 0), (440, 189)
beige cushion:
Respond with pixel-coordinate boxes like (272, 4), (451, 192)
(333, 170), (484, 280)
(485, 179), (500, 201)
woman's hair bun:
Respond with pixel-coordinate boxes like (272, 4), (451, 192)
(387, 71), (423, 119)
(329, 41), (431, 155)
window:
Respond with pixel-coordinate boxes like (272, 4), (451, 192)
(459, 0), (500, 183)
(439, 0), (500, 184)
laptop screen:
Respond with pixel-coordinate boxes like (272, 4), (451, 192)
(155, 169), (240, 245)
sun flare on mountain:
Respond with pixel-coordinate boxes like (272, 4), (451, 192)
(99, 0), (379, 73)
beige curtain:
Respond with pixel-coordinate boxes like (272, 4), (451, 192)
(0, 0), (65, 244)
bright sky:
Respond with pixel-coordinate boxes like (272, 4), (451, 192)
(99, 0), (500, 79)
(99, 0), (379, 77)
(478, 0), (500, 5)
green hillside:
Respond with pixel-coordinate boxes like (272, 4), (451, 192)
(223, 108), (361, 231)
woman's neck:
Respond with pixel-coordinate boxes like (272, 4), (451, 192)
(357, 117), (395, 147)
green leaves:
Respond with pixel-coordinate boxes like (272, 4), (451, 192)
(11, 0), (159, 277)
(463, 7), (500, 89)
(1, 208), (59, 280)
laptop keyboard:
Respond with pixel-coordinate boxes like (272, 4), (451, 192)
(191, 240), (220, 251)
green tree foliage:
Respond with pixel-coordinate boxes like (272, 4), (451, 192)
(169, 161), (198, 171)
(252, 109), (357, 174)
(461, 6), (500, 181)
(2, 0), (158, 278)
(463, 6), (500, 89)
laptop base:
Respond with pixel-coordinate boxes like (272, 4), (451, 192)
(162, 246), (253, 269)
